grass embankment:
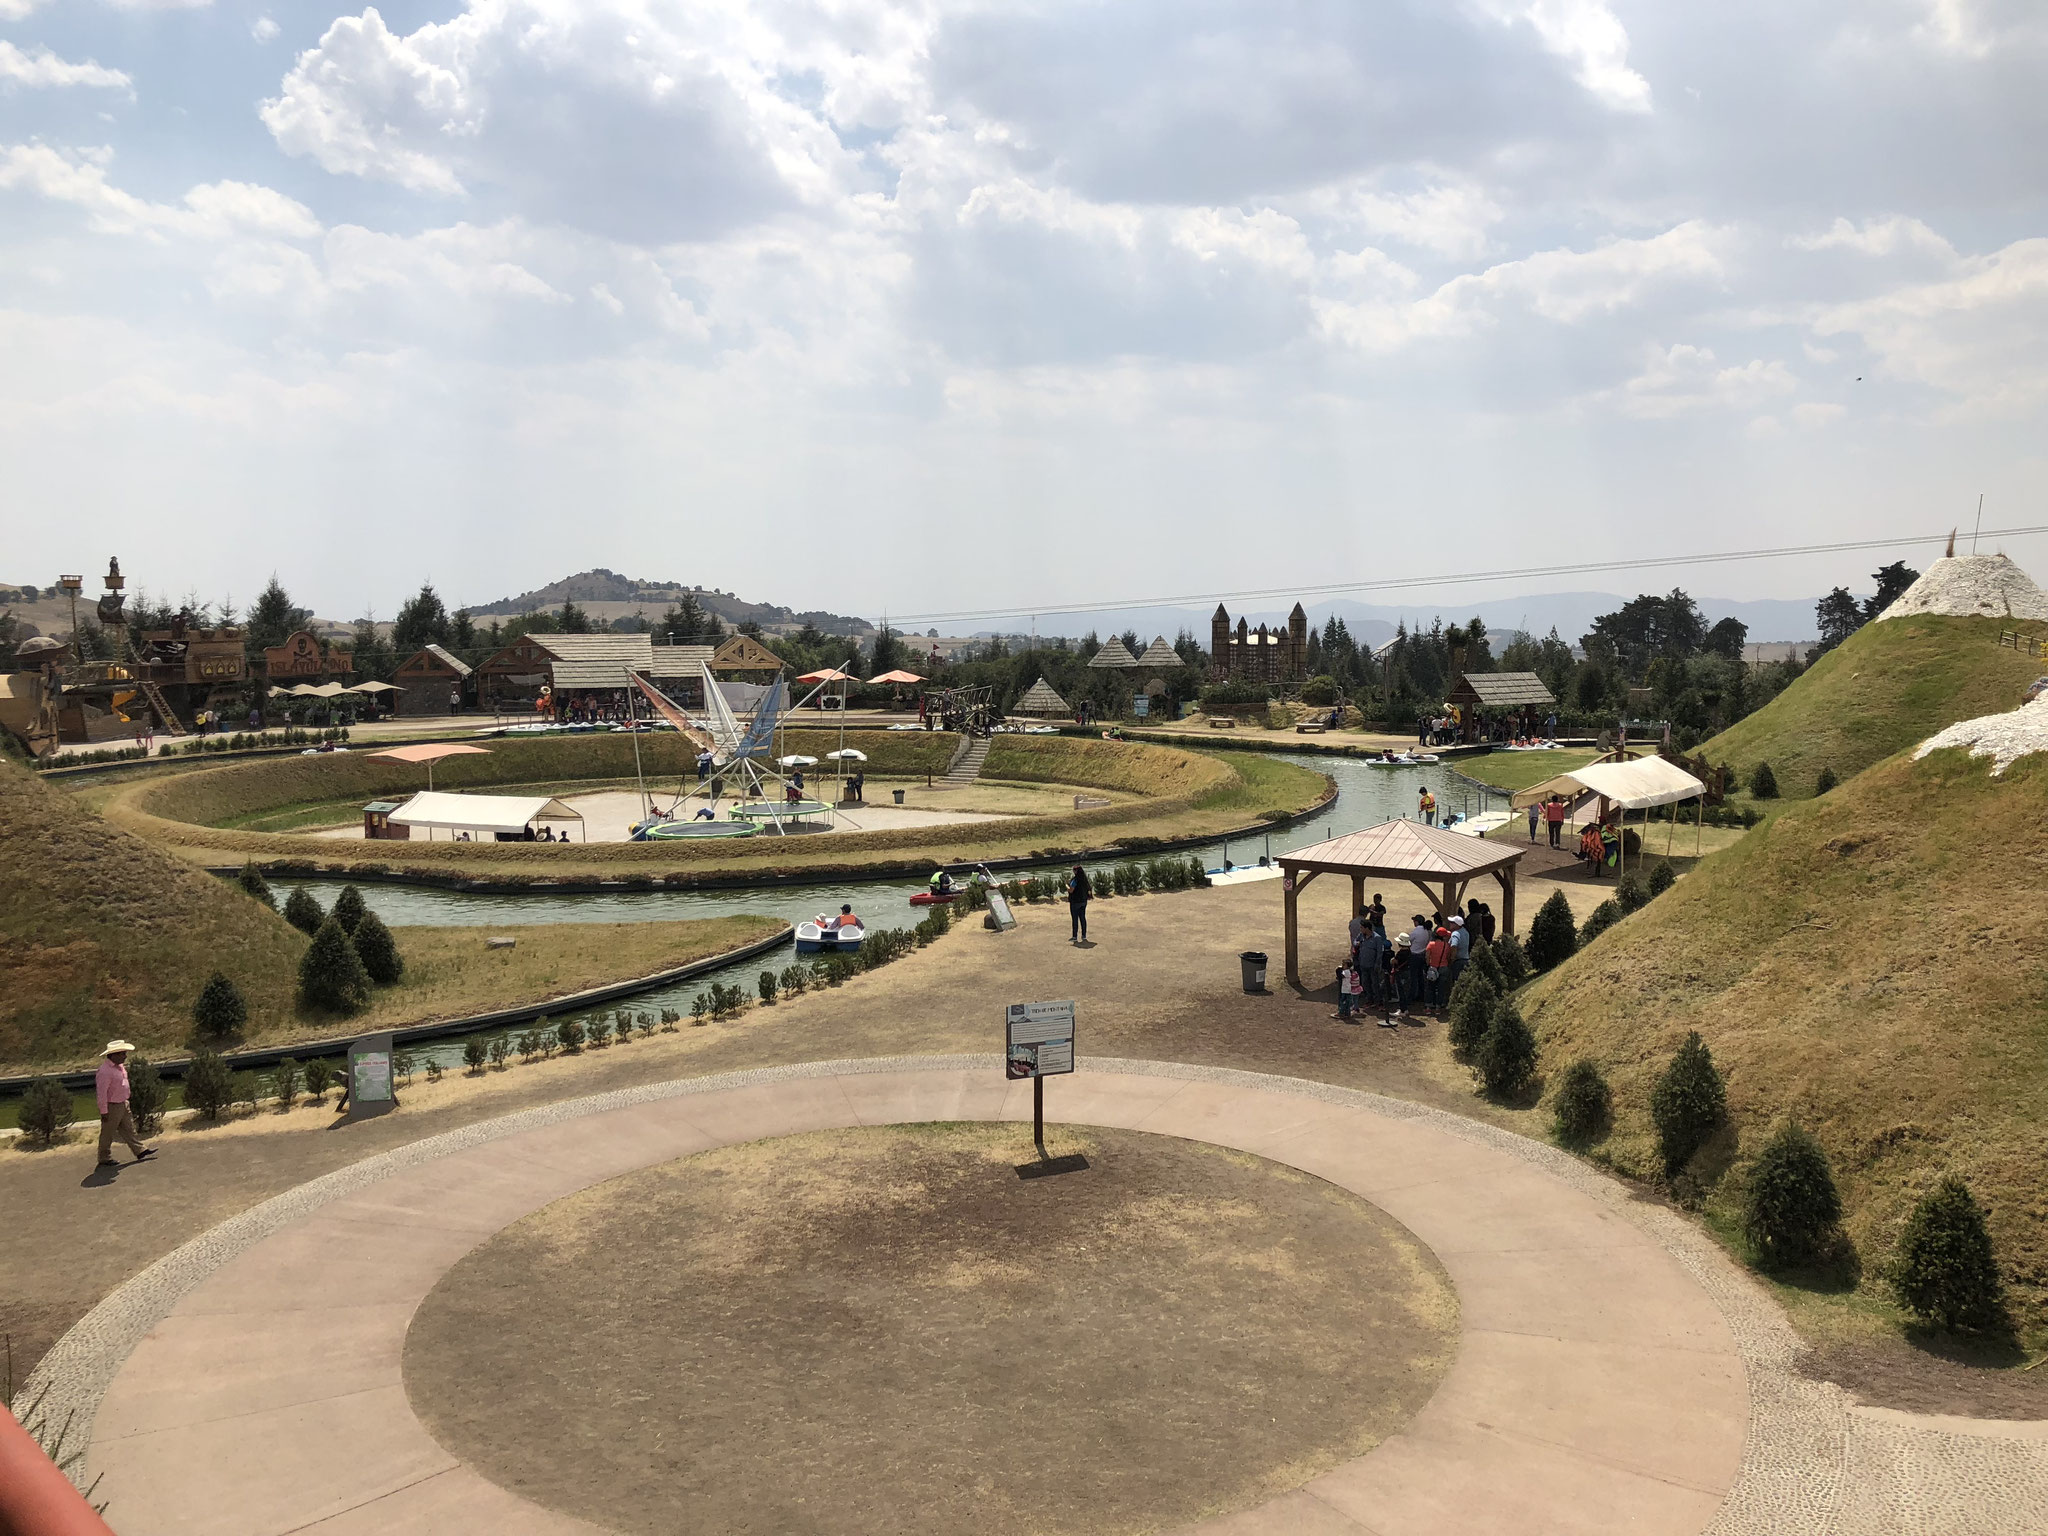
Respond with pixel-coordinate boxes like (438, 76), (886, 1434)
(1521, 745), (2048, 1342)
(99, 735), (1329, 880)
(1458, 747), (1599, 796)
(0, 754), (306, 1071)
(1698, 614), (2043, 799)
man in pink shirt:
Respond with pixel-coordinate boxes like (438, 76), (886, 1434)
(96, 1040), (155, 1168)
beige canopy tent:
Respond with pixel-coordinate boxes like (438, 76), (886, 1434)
(1512, 754), (1707, 862)
(1276, 821), (1525, 986)
(387, 791), (584, 841)
(354, 680), (402, 694)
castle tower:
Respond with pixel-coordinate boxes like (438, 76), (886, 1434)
(1212, 604), (1232, 680)
(1288, 603), (1308, 676)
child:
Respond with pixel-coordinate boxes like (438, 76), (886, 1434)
(1333, 961), (1359, 1021)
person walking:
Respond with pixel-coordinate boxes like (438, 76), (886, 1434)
(1405, 915), (1432, 1011)
(1067, 865), (1091, 944)
(95, 1040), (155, 1168)
(1544, 794), (1566, 849)
(1527, 800), (1540, 842)
(1418, 786), (1437, 826)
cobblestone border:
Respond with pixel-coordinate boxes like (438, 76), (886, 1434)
(29, 1055), (2048, 1530)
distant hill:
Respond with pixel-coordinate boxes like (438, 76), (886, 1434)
(1695, 613), (2042, 798)
(465, 570), (871, 636)
(0, 756), (306, 1069)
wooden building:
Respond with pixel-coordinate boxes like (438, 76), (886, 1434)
(474, 637), (555, 711)
(1211, 604), (1308, 683)
(1447, 671), (1557, 742)
(392, 644), (473, 715)
(263, 630), (353, 683)
(711, 633), (784, 673)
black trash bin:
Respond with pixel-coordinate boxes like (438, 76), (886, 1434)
(1240, 951), (1268, 993)
(893, 789), (906, 805)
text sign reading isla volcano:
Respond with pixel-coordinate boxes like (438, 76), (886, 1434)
(1005, 1000), (1076, 1079)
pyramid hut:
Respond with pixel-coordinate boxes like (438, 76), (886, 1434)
(1133, 637), (1183, 669)
(1014, 677), (1071, 717)
(1088, 637), (1140, 669)
(1874, 554), (2048, 623)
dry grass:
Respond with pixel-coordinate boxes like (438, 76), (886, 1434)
(1697, 615), (2043, 799)
(1521, 745), (2048, 1340)
(0, 754), (307, 1071)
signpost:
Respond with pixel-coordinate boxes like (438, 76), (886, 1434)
(985, 889), (1017, 931)
(345, 1031), (398, 1123)
(1006, 1001), (1086, 1178)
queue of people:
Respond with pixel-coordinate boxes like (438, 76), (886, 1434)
(1332, 892), (1497, 1026)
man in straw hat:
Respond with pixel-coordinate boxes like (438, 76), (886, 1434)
(96, 1040), (157, 1168)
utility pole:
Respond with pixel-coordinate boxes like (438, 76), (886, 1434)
(1972, 493), (1984, 554)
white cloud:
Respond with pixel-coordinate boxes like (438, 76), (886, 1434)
(251, 15), (279, 43)
(0, 41), (132, 91)
(0, 144), (318, 240)
(1792, 216), (1955, 261)
(1471, 0), (1652, 112)
(1609, 343), (1797, 419)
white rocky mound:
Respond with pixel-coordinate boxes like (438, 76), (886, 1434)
(1916, 694), (2048, 776)
(1877, 554), (2048, 622)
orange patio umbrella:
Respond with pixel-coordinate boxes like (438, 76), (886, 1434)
(367, 741), (492, 790)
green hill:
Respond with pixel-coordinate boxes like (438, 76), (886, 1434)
(1697, 614), (2041, 798)
(1522, 740), (2048, 1333)
(0, 755), (307, 1071)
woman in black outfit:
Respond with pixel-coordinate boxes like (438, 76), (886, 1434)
(1067, 865), (1091, 944)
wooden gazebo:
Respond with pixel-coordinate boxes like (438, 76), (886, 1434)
(1275, 820), (1526, 985)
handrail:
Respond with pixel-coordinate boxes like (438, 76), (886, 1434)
(0, 1404), (115, 1536)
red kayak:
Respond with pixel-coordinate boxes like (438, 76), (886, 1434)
(909, 890), (963, 906)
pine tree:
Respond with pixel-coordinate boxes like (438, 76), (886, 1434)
(1748, 761), (1779, 799)
(1743, 1123), (1842, 1268)
(1651, 1031), (1726, 1174)
(331, 884), (367, 936)
(1647, 860), (1677, 897)
(1815, 764), (1839, 795)
(299, 917), (371, 1015)
(17, 1077), (75, 1145)
(183, 1049), (235, 1120)
(1527, 890), (1578, 970)
(1476, 999), (1538, 1099)
(1579, 899), (1623, 945)
(127, 1054), (169, 1133)
(1615, 871), (1649, 914)
(191, 970), (249, 1040)
(1551, 1059), (1611, 1146)
(283, 886), (325, 935)
(1446, 970), (1499, 1057)
(238, 863), (276, 910)
(1890, 1178), (2006, 1332)
(351, 910), (404, 985)
(1491, 931), (1531, 983)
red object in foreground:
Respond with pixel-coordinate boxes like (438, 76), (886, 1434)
(0, 1406), (115, 1536)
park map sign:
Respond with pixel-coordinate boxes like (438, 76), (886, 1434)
(1005, 1000), (1075, 1079)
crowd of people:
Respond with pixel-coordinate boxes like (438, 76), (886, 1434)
(1331, 891), (1500, 1026)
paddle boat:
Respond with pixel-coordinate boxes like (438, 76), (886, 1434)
(1444, 810), (1514, 838)
(795, 914), (867, 953)
(1365, 751), (1441, 766)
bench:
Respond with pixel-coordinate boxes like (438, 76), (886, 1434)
(1208, 716), (1237, 729)
(1295, 723), (1327, 734)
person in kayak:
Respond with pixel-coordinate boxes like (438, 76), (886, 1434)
(930, 868), (955, 896)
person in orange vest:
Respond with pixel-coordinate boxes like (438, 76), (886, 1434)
(1417, 786), (1437, 826)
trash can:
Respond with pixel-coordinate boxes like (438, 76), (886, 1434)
(893, 789), (906, 805)
(1240, 951), (1267, 993)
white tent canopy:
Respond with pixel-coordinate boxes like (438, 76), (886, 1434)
(1512, 756), (1704, 811)
(388, 791), (584, 837)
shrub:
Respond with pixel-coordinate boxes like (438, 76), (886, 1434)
(488, 1034), (510, 1068)
(17, 1078), (74, 1146)
(351, 912), (404, 986)
(191, 970), (249, 1040)
(1647, 860), (1677, 898)
(1446, 970), (1499, 1058)
(302, 1056), (334, 1103)
(425, 1060), (443, 1083)
(1526, 891), (1578, 971)
(1815, 764), (1839, 795)
(556, 1016), (585, 1052)
(231, 1071), (261, 1113)
(238, 863), (276, 909)
(395, 1049), (417, 1083)
(637, 1013), (656, 1038)
(272, 1056), (301, 1109)
(1551, 1059), (1611, 1147)
(610, 1008), (633, 1043)
(1651, 1031), (1726, 1175)
(299, 918), (371, 1015)
(184, 1050), (235, 1120)
(588, 1015), (613, 1048)
(1491, 931), (1531, 983)
(1742, 1124), (1842, 1268)
(283, 886), (325, 935)
(690, 993), (710, 1024)
(127, 1054), (168, 1134)
(1476, 999), (1537, 1099)
(1615, 871), (1649, 915)
(780, 964), (809, 997)
(1578, 899), (1623, 945)
(1890, 1178), (2006, 1332)
(463, 1036), (489, 1074)
(1748, 761), (1779, 799)
(1469, 941), (1506, 992)
(331, 885), (367, 935)
(758, 970), (779, 1005)
(1300, 674), (1339, 706)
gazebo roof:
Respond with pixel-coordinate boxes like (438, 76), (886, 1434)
(1449, 671), (1556, 708)
(1013, 677), (1070, 715)
(1088, 637), (1140, 668)
(1279, 818), (1524, 878)
(1133, 636), (1183, 668)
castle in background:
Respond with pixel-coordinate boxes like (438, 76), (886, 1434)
(1211, 603), (1309, 683)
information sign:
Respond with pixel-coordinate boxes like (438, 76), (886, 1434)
(985, 890), (1017, 931)
(1005, 1000), (1076, 1079)
(346, 1031), (398, 1122)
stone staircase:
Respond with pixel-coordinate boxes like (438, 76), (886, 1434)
(944, 734), (992, 785)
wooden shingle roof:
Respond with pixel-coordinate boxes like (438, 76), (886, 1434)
(1450, 671), (1556, 708)
(1279, 818), (1524, 878)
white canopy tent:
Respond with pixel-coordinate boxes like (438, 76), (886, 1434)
(388, 791), (585, 842)
(1512, 754), (1707, 862)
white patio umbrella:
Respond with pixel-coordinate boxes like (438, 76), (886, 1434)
(777, 754), (819, 767)
(824, 748), (867, 761)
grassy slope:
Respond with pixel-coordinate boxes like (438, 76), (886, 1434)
(0, 754), (308, 1068)
(1461, 747), (1599, 795)
(1698, 615), (2042, 798)
(1521, 745), (2048, 1333)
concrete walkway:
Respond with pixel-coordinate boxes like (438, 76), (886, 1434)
(55, 1058), (1755, 1535)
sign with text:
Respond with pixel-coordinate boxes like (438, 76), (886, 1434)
(985, 890), (1017, 931)
(1005, 1000), (1075, 1079)
(346, 1031), (397, 1122)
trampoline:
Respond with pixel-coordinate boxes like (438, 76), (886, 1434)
(632, 818), (762, 840)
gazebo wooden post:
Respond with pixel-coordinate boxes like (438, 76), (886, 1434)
(1350, 873), (1365, 922)
(1282, 867), (1320, 986)
(1496, 865), (1517, 934)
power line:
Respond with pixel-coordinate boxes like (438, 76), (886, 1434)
(886, 522), (2048, 629)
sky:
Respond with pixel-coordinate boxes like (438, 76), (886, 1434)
(2, 0), (2045, 626)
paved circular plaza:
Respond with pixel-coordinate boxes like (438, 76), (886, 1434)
(38, 1057), (2048, 1534)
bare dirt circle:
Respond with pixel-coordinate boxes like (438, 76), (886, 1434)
(403, 1123), (1458, 1536)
